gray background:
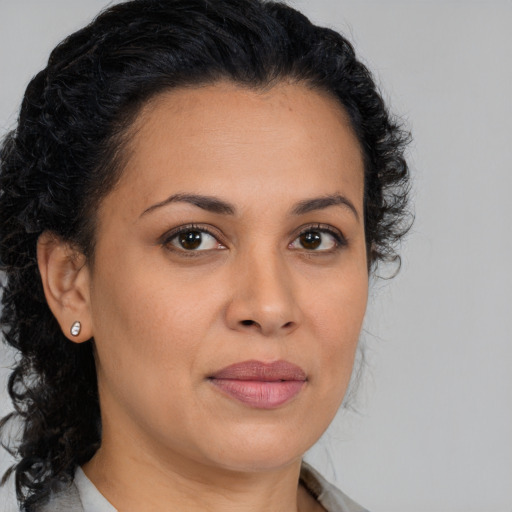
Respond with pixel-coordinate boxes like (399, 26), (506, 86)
(1, 1), (511, 511)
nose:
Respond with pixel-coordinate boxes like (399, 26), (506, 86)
(225, 250), (301, 337)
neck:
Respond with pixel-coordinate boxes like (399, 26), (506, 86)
(83, 418), (317, 512)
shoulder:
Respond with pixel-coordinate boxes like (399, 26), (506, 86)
(23, 481), (83, 512)
(300, 462), (370, 512)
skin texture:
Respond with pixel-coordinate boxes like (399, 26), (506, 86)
(38, 81), (368, 512)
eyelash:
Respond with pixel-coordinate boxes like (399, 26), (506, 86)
(160, 223), (347, 255)
(292, 224), (347, 252)
(160, 224), (225, 256)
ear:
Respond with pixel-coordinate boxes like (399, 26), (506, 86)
(37, 231), (93, 343)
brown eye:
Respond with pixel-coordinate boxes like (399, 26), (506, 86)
(179, 230), (203, 250)
(289, 228), (341, 252)
(299, 231), (322, 250)
(166, 228), (223, 252)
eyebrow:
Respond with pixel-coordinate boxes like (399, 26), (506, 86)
(292, 194), (360, 221)
(140, 192), (359, 220)
(140, 193), (236, 217)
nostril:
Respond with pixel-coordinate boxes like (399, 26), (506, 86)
(240, 319), (294, 330)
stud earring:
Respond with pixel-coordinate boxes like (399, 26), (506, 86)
(70, 321), (81, 337)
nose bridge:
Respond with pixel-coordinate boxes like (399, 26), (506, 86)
(227, 243), (299, 336)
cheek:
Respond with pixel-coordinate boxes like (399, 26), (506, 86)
(92, 274), (196, 367)
(305, 266), (368, 390)
(89, 253), (230, 397)
(89, 271), (212, 439)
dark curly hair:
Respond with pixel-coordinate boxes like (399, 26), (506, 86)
(0, 0), (410, 507)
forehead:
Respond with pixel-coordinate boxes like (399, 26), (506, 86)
(133, 80), (359, 145)
(111, 81), (364, 210)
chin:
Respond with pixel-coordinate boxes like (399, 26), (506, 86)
(212, 451), (304, 475)
(198, 424), (319, 474)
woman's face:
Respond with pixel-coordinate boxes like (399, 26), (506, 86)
(85, 81), (368, 473)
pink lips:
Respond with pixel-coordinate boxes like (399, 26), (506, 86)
(209, 360), (307, 409)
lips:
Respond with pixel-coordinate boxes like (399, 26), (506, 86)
(209, 360), (307, 409)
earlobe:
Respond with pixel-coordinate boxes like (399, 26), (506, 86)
(37, 232), (93, 343)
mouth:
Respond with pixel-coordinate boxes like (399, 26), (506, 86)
(208, 360), (307, 409)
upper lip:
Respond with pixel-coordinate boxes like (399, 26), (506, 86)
(209, 360), (307, 382)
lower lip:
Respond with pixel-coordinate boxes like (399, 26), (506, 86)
(210, 379), (305, 409)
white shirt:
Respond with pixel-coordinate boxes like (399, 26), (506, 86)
(74, 468), (116, 512)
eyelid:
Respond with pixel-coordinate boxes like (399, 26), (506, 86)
(158, 222), (347, 254)
(159, 223), (227, 252)
(290, 223), (348, 249)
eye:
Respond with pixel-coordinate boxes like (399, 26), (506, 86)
(289, 227), (344, 252)
(164, 226), (225, 252)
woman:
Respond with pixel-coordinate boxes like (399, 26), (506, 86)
(0, 0), (410, 510)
